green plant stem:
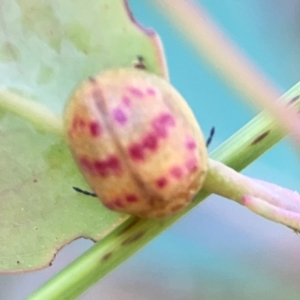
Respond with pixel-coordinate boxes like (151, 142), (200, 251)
(0, 90), (63, 135)
(27, 83), (300, 300)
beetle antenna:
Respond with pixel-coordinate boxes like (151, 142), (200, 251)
(206, 127), (215, 147)
(73, 186), (97, 197)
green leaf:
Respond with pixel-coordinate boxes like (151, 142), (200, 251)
(0, 0), (166, 272)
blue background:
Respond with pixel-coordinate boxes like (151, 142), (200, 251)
(2, 1), (300, 299)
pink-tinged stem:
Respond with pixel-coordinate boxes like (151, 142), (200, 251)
(204, 159), (300, 231)
(243, 196), (300, 231)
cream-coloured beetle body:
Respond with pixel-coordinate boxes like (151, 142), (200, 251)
(65, 68), (208, 218)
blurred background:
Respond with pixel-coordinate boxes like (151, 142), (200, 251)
(2, 0), (300, 299)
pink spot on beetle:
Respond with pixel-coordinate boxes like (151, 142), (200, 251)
(94, 160), (109, 177)
(94, 155), (121, 177)
(170, 166), (183, 179)
(146, 88), (156, 96)
(126, 194), (138, 203)
(142, 133), (158, 151)
(122, 96), (131, 107)
(106, 155), (121, 172)
(185, 158), (198, 173)
(112, 108), (127, 125)
(152, 113), (176, 138)
(129, 132), (159, 162)
(89, 121), (101, 137)
(128, 114), (176, 162)
(159, 113), (176, 127)
(185, 136), (197, 150)
(129, 143), (145, 161)
(127, 86), (144, 98)
(156, 177), (168, 188)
